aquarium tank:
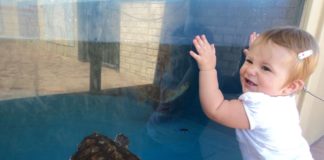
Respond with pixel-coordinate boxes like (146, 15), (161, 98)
(0, 0), (305, 159)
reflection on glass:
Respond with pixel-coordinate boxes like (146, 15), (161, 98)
(104, 1), (165, 87)
(0, 0), (166, 99)
(0, 0), (305, 159)
(0, 0), (83, 99)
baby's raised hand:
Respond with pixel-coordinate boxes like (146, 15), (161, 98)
(189, 35), (216, 71)
(244, 32), (259, 55)
(249, 32), (259, 47)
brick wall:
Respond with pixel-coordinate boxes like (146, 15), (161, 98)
(119, 2), (165, 84)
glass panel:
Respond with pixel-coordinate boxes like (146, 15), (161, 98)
(0, 0), (305, 159)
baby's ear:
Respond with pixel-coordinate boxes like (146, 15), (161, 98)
(283, 79), (305, 95)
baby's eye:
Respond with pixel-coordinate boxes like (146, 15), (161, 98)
(245, 59), (253, 64)
(261, 66), (271, 72)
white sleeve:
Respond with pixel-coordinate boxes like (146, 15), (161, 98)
(239, 92), (271, 130)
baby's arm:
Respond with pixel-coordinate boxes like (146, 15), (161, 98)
(189, 35), (249, 129)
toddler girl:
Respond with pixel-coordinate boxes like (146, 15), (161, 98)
(189, 26), (319, 159)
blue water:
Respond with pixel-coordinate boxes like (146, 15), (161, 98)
(0, 93), (242, 160)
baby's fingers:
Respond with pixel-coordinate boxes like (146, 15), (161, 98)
(243, 49), (249, 56)
(193, 38), (200, 48)
(249, 32), (259, 47)
(201, 34), (209, 44)
(211, 44), (215, 52)
(194, 35), (210, 47)
(189, 50), (201, 61)
(193, 38), (205, 55)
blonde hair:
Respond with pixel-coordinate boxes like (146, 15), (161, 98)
(252, 26), (320, 82)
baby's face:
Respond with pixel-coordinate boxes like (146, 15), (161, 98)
(239, 41), (296, 96)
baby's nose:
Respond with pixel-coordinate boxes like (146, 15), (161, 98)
(246, 65), (258, 76)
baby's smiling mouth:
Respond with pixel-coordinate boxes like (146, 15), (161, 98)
(245, 78), (257, 86)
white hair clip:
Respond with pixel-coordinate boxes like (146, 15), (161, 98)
(298, 50), (313, 60)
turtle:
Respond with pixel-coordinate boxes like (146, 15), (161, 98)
(114, 133), (129, 149)
(71, 132), (140, 160)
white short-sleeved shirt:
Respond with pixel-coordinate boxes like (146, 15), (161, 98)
(236, 92), (313, 160)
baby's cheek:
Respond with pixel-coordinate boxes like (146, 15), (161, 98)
(239, 65), (246, 75)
